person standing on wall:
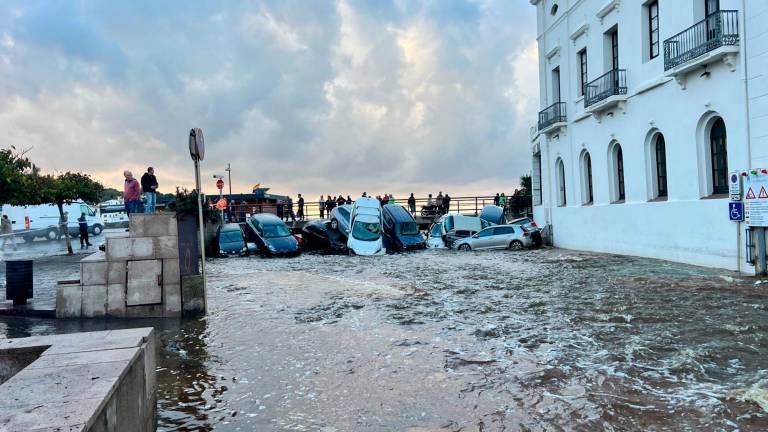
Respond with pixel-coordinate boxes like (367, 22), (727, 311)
(78, 212), (92, 249)
(123, 170), (141, 215)
(297, 194), (305, 221)
(408, 193), (416, 215)
(141, 167), (159, 213)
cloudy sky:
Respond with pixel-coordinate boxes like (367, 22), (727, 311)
(0, 0), (538, 199)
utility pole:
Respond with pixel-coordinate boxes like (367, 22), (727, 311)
(225, 163), (232, 219)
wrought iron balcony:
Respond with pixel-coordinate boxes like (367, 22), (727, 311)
(585, 69), (627, 108)
(537, 102), (566, 131)
(664, 10), (739, 71)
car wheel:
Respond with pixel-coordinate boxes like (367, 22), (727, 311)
(331, 219), (338, 230)
(458, 244), (471, 251)
(92, 224), (103, 236)
(23, 235), (34, 243)
(46, 229), (59, 241)
(509, 240), (524, 250)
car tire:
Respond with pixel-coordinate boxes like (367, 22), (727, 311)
(46, 228), (59, 241)
(330, 219), (338, 230)
(509, 240), (524, 250)
(458, 244), (471, 251)
(92, 224), (103, 236)
(23, 234), (34, 243)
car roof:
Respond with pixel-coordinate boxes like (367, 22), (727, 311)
(354, 197), (380, 208)
(382, 204), (416, 223)
(250, 213), (283, 224)
(355, 214), (379, 224)
(221, 223), (242, 231)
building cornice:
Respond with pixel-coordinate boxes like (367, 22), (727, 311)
(569, 22), (589, 44)
(596, 0), (620, 23)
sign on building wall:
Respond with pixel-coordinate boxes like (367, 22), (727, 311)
(744, 172), (768, 227)
(729, 171), (741, 201)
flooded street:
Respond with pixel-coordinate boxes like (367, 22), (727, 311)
(3, 248), (768, 430)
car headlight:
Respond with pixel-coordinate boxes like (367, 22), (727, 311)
(242, 247), (247, 252)
(219, 250), (225, 254)
(268, 244), (276, 251)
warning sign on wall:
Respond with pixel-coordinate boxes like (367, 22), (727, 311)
(745, 173), (768, 227)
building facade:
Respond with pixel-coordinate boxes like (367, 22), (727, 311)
(529, 0), (768, 272)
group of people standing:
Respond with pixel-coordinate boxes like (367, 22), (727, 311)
(493, 192), (508, 207)
(123, 167), (159, 216)
(426, 192), (452, 216)
(318, 195), (353, 218)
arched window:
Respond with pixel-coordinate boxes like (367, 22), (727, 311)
(655, 134), (668, 198)
(610, 143), (625, 202)
(581, 151), (593, 205)
(556, 159), (566, 206)
(710, 118), (728, 195)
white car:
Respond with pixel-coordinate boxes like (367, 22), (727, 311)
(347, 197), (385, 256)
(453, 224), (533, 251)
(426, 213), (492, 248)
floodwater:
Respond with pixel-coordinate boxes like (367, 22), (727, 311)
(2, 248), (768, 431)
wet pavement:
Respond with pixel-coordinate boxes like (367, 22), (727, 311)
(2, 248), (768, 430)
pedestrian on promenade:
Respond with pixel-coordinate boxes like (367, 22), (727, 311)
(408, 193), (416, 215)
(337, 195), (345, 206)
(493, 193), (500, 206)
(297, 194), (305, 221)
(383, 193), (389, 205)
(346, 195), (352, 204)
(277, 201), (285, 220)
(376, 195), (383, 206)
(1, 215), (16, 251)
(499, 193), (507, 208)
(326, 196), (335, 213)
(362, 192), (368, 198)
(444, 194), (451, 214)
(388, 194), (395, 205)
(286, 197), (296, 223)
(319, 195), (325, 218)
(140, 167), (159, 213)
(123, 170), (141, 215)
(78, 212), (92, 249)
(427, 194), (433, 206)
(436, 191), (444, 215)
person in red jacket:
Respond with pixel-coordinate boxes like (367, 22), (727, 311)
(123, 170), (141, 215)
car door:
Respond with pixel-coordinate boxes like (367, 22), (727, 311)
(472, 227), (496, 250)
(337, 206), (351, 233)
(489, 226), (514, 249)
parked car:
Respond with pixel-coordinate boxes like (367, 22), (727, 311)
(382, 204), (425, 251)
(245, 213), (301, 256)
(329, 204), (353, 237)
(509, 217), (542, 246)
(453, 225), (532, 251)
(426, 213), (492, 248)
(301, 219), (348, 253)
(347, 197), (385, 256)
(215, 223), (248, 257)
(479, 205), (505, 225)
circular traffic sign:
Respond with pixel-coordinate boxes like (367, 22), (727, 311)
(216, 179), (225, 190)
(216, 198), (228, 210)
(188, 128), (205, 161)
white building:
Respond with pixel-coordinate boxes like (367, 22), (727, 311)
(529, 0), (768, 272)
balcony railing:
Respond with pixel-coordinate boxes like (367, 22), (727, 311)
(585, 69), (627, 108)
(664, 10), (739, 71)
(538, 102), (566, 131)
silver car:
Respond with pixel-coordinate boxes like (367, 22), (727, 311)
(330, 204), (353, 236)
(453, 225), (532, 251)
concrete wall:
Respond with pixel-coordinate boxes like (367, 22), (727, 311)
(0, 328), (156, 431)
(530, 0), (754, 271)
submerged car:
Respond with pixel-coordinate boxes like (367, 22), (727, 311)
(382, 204), (425, 251)
(301, 219), (348, 253)
(347, 197), (385, 256)
(479, 205), (506, 225)
(453, 224), (532, 251)
(426, 213), (492, 248)
(509, 216), (542, 246)
(216, 223), (248, 257)
(245, 213), (301, 256)
(329, 204), (353, 237)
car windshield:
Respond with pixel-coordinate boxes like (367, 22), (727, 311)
(262, 224), (291, 238)
(351, 221), (381, 241)
(430, 223), (442, 237)
(220, 231), (243, 243)
(400, 222), (419, 235)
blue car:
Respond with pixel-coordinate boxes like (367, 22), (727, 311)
(381, 204), (426, 251)
(245, 213), (301, 257)
(216, 223), (248, 257)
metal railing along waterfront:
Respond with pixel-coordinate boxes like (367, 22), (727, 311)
(222, 195), (533, 224)
(585, 69), (627, 108)
(664, 10), (739, 71)
(538, 102), (567, 130)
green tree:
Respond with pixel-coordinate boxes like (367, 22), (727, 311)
(98, 187), (123, 202)
(0, 147), (33, 205)
(36, 172), (104, 255)
(518, 174), (532, 196)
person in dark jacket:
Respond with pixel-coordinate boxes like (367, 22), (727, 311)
(78, 212), (92, 248)
(493, 193), (500, 206)
(319, 195), (325, 218)
(326, 196), (335, 213)
(297, 194), (305, 221)
(443, 194), (451, 214)
(346, 195), (352, 205)
(140, 167), (159, 213)
(337, 195), (345, 206)
(286, 197), (295, 222)
(408, 193), (416, 215)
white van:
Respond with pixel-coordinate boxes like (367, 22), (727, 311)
(426, 213), (492, 249)
(347, 197), (385, 256)
(1, 202), (103, 242)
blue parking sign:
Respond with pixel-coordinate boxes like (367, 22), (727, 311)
(729, 202), (744, 222)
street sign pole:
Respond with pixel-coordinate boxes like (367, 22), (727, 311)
(189, 128), (207, 314)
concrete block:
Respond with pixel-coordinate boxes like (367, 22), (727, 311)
(81, 261), (108, 286)
(126, 260), (162, 306)
(56, 284), (82, 318)
(81, 285), (107, 318)
(124, 304), (165, 318)
(106, 237), (154, 261)
(106, 284), (126, 317)
(162, 258), (180, 286)
(130, 213), (178, 237)
(80, 251), (106, 262)
(154, 236), (179, 259)
(163, 284), (181, 317)
(107, 261), (127, 285)
(181, 274), (205, 318)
